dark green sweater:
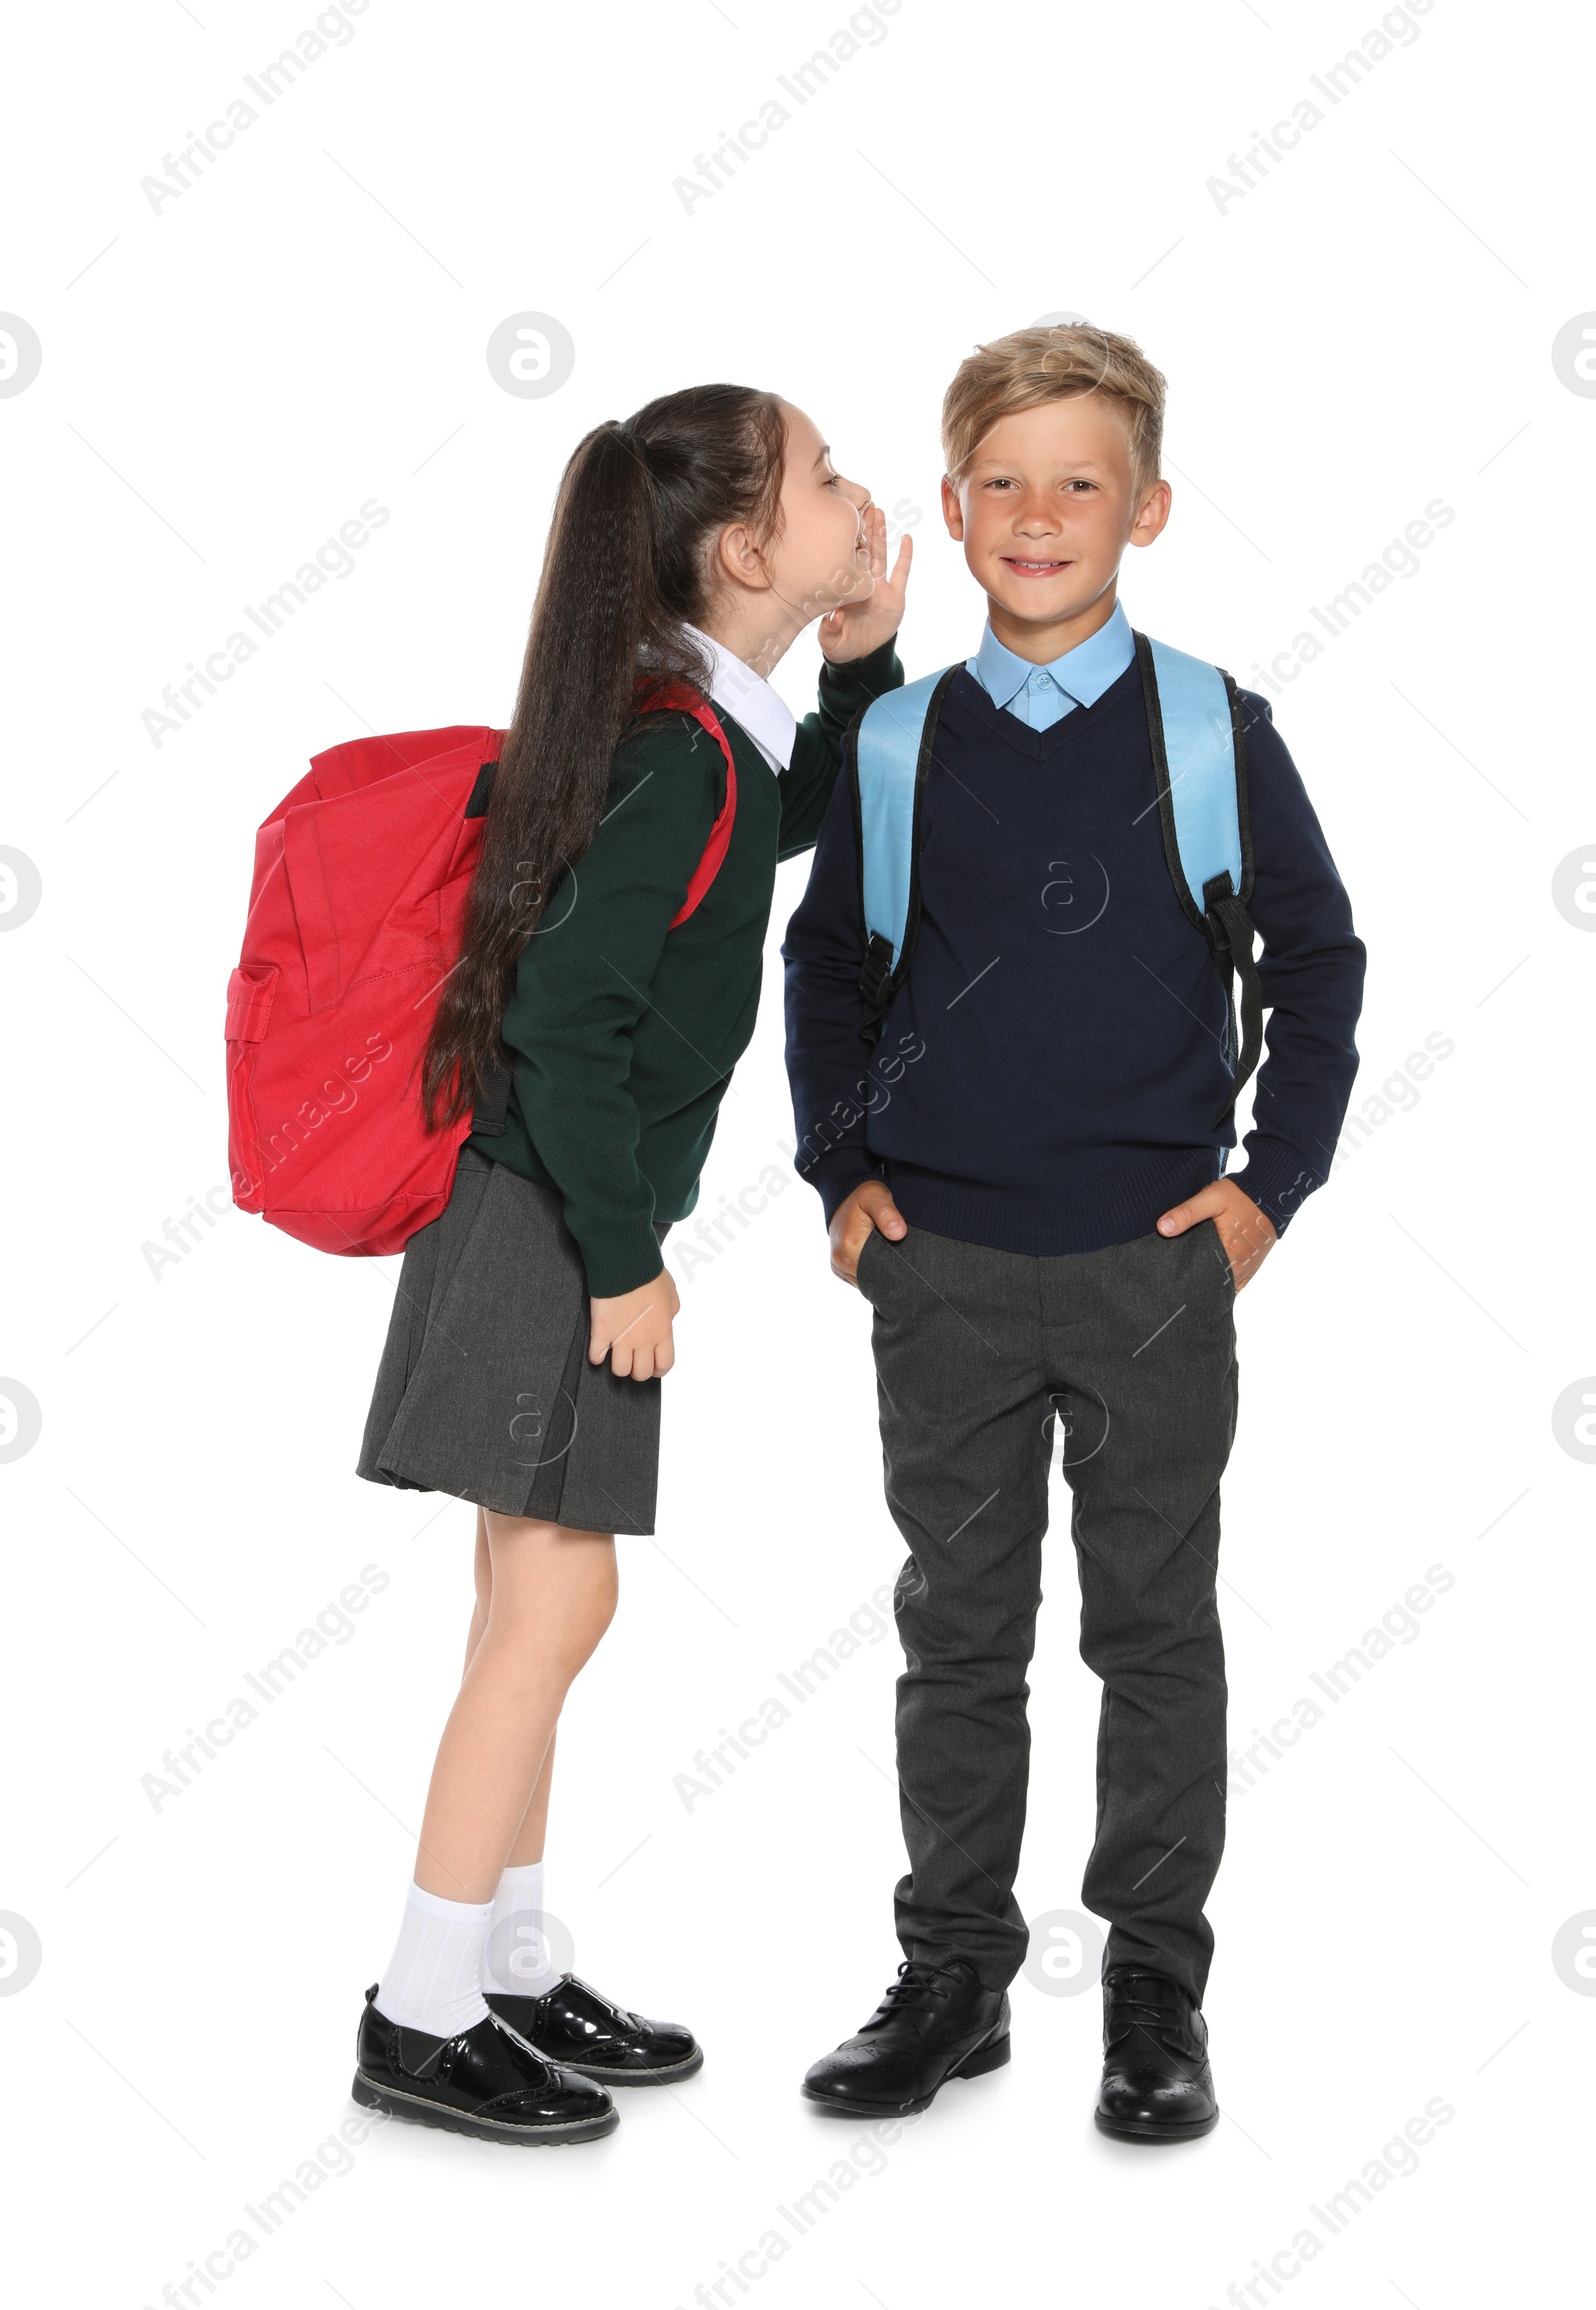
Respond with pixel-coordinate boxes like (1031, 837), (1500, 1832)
(468, 638), (902, 1295)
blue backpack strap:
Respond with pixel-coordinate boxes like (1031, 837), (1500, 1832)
(1133, 631), (1262, 1129)
(853, 665), (960, 1044)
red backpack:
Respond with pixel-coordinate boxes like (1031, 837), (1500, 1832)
(226, 692), (737, 1257)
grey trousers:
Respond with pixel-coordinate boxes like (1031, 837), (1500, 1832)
(855, 1215), (1239, 2003)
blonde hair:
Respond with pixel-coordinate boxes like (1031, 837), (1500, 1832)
(941, 324), (1167, 500)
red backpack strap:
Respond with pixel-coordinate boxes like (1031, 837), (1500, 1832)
(637, 682), (739, 929)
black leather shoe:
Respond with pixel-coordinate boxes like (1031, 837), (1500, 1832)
(802, 1958), (1010, 2117)
(352, 1986), (618, 2143)
(1094, 1966), (1219, 2142)
(484, 1973), (702, 2086)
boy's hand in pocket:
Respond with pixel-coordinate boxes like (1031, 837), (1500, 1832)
(829, 1180), (908, 1287)
(1156, 1179), (1277, 1290)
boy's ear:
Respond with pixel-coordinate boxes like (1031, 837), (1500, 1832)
(940, 475), (965, 541)
(1127, 478), (1173, 550)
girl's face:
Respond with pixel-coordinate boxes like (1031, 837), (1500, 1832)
(759, 403), (874, 621)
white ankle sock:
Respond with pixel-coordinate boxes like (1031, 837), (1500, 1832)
(483, 1860), (563, 1998)
(374, 1882), (493, 2038)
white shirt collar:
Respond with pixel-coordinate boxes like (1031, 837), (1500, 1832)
(681, 624), (797, 773)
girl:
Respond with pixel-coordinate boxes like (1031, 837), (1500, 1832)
(350, 384), (910, 2143)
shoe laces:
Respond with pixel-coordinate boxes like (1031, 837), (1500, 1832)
(1104, 1971), (1185, 2037)
(881, 1960), (957, 2010)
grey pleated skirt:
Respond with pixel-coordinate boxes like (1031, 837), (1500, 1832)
(356, 1146), (670, 1535)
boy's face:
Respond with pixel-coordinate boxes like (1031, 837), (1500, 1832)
(941, 395), (1170, 656)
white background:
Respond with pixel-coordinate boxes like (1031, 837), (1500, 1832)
(2, 0), (1591, 2304)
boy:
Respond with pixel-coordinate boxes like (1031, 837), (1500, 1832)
(781, 326), (1365, 2139)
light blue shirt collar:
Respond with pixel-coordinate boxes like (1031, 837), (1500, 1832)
(970, 600), (1135, 713)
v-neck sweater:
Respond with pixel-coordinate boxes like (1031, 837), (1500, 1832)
(781, 659), (1366, 1254)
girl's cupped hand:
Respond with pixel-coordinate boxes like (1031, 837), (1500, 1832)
(818, 501), (912, 663)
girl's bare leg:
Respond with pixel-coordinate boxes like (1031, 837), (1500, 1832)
(461, 1505), (491, 1674)
(413, 1507), (615, 1903)
(460, 1507), (559, 1868)
(506, 1732), (556, 1866)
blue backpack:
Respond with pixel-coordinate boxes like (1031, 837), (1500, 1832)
(851, 630), (1264, 1132)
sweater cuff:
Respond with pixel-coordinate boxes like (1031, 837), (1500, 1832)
(578, 1217), (667, 1300)
(797, 1143), (883, 1227)
(1226, 1137), (1324, 1240)
(818, 635), (903, 714)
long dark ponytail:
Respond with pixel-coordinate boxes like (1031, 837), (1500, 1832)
(422, 383), (788, 1129)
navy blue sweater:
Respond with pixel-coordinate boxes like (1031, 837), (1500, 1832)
(781, 659), (1366, 1253)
